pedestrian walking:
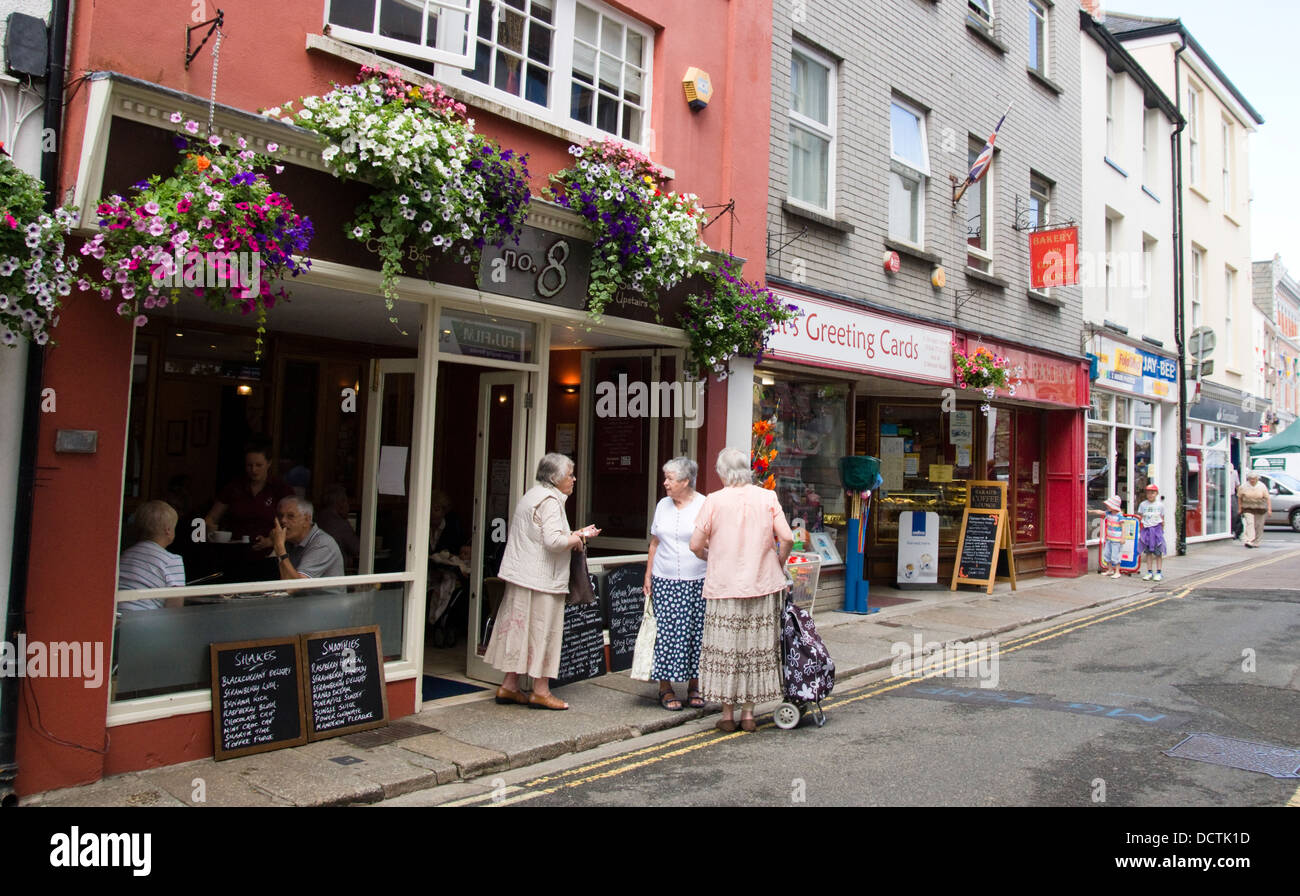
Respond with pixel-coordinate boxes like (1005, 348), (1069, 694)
(1101, 494), (1124, 577)
(643, 457), (708, 711)
(1136, 483), (1165, 581)
(1229, 465), (1242, 539)
(1237, 471), (1271, 549)
(689, 447), (793, 733)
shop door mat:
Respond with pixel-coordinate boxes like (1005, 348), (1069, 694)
(422, 675), (491, 701)
(1164, 732), (1300, 779)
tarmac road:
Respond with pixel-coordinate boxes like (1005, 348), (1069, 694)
(409, 535), (1300, 808)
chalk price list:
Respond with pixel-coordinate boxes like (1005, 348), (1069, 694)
(219, 649), (296, 750)
(309, 639), (374, 732)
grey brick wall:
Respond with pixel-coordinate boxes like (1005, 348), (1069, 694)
(769, 0), (1084, 356)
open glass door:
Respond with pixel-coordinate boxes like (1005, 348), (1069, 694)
(466, 370), (529, 682)
(360, 359), (418, 575)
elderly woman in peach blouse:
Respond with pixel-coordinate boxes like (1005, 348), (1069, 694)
(689, 447), (794, 733)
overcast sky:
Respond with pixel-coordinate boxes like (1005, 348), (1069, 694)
(1105, 1), (1298, 267)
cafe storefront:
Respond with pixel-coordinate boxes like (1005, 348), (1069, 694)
(760, 285), (1091, 587)
(18, 76), (707, 790)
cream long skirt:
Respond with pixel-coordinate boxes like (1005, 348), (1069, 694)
(483, 583), (567, 680)
(698, 592), (783, 705)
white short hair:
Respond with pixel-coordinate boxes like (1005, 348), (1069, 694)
(715, 447), (752, 487)
(662, 456), (698, 488)
(536, 452), (574, 487)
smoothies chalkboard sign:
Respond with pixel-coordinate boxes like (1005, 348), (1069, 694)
(606, 562), (647, 673)
(210, 637), (306, 760)
(556, 600), (607, 686)
(303, 625), (388, 741)
(951, 481), (1017, 594)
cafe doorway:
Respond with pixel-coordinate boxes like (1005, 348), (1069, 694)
(421, 362), (529, 698)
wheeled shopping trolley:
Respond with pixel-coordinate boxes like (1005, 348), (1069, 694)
(772, 589), (835, 729)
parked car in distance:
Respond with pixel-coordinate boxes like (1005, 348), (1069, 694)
(1255, 472), (1300, 531)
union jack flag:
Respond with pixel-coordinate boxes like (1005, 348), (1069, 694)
(964, 106), (1010, 188)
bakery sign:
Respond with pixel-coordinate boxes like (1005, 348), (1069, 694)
(766, 290), (954, 384)
(1029, 226), (1079, 289)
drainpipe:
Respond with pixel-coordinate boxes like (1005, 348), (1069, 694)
(0, 0), (70, 807)
(1172, 33), (1189, 556)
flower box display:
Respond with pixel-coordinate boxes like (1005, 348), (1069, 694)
(1, 150), (79, 347)
(683, 256), (800, 378)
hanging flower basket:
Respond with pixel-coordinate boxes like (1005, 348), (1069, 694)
(682, 256), (801, 378)
(0, 151), (79, 347)
(953, 344), (1012, 391)
(80, 115), (314, 358)
(277, 67), (531, 320)
(548, 138), (709, 320)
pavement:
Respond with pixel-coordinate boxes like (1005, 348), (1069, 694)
(25, 534), (1297, 807)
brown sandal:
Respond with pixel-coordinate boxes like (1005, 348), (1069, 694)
(529, 692), (569, 711)
(494, 686), (530, 706)
(715, 718), (737, 733)
(739, 717), (757, 733)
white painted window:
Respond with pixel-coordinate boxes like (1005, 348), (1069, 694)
(1142, 108), (1159, 188)
(326, 0), (479, 68)
(789, 42), (837, 212)
(1224, 266), (1236, 366)
(889, 97), (929, 246)
(1104, 215), (1114, 313)
(1105, 71), (1121, 160)
(1187, 82), (1202, 187)
(1028, 172), (1052, 295)
(969, 0), (994, 29)
(1221, 117), (1234, 211)
(1028, 0), (1048, 76)
(1191, 246), (1204, 330)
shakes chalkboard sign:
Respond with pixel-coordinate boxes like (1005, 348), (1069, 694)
(951, 481), (1017, 594)
(210, 637), (307, 760)
(303, 625), (389, 741)
(606, 562), (647, 673)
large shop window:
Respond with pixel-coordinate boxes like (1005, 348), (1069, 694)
(1086, 392), (1158, 541)
(754, 376), (849, 563)
(112, 290), (425, 702)
(1185, 422), (1230, 539)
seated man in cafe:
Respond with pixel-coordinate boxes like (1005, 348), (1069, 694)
(269, 496), (344, 581)
(117, 500), (187, 611)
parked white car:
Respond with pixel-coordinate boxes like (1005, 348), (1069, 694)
(1254, 472), (1300, 532)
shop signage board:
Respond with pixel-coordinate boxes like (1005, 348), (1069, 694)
(1029, 226), (1079, 289)
(556, 600), (607, 686)
(970, 341), (1084, 407)
(766, 290), (955, 385)
(210, 637), (307, 761)
(439, 314), (528, 363)
(605, 562), (648, 673)
(303, 626), (389, 742)
(951, 481), (1017, 594)
(897, 511), (939, 586)
(476, 225), (593, 309)
(1092, 335), (1178, 403)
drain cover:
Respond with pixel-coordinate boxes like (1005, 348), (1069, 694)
(342, 720), (439, 749)
(1164, 732), (1300, 779)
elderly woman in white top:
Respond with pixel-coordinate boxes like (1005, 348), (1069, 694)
(642, 457), (708, 711)
(484, 452), (600, 710)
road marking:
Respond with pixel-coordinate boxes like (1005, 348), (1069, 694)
(1169, 547), (1300, 599)
(1288, 784), (1300, 808)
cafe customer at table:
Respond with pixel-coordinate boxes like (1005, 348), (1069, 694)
(117, 500), (186, 611)
(270, 496), (345, 581)
(204, 441), (294, 546)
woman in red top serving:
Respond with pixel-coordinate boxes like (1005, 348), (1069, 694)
(690, 447), (794, 733)
(203, 442), (294, 547)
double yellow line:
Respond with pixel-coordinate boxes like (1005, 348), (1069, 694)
(446, 549), (1299, 806)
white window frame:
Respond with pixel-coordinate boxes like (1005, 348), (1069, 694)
(1104, 215), (1114, 313)
(1028, 0), (1049, 77)
(415, 0), (653, 146)
(966, 136), (993, 272)
(889, 97), (930, 248)
(969, 0), (994, 29)
(325, 0), (480, 69)
(1142, 107), (1158, 188)
(788, 41), (837, 214)
(1187, 82), (1202, 187)
(1028, 172), (1052, 295)
(1191, 246), (1204, 331)
(1221, 117), (1234, 211)
(1224, 266), (1236, 366)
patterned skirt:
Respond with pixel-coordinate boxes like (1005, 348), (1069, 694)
(483, 583), (566, 680)
(650, 576), (705, 681)
(698, 592), (783, 705)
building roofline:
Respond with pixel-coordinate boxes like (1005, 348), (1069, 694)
(1080, 11), (1181, 125)
(1104, 14), (1265, 125)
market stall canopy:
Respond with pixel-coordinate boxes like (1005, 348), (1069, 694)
(1249, 425), (1300, 455)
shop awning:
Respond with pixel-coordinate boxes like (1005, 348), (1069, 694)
(1249, 423), (1300, 455)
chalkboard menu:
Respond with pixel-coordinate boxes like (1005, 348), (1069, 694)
(303, 625), (389, 741)
(606, 563), (647, 673)
(956, 513), (998, 581)
(556, 600), (607, 686)
(210, 637), (306, 760)
(969, 484), (1005, 510)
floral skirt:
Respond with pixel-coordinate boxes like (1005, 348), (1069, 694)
(483, 583), (565, 680)
(650, 576), (705, 681)
(698, 592), (782, 705)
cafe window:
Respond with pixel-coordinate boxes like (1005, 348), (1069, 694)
(111, 290), (425, 703)
(873, 403), (976, 546)
(754, 374), (849, 564)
